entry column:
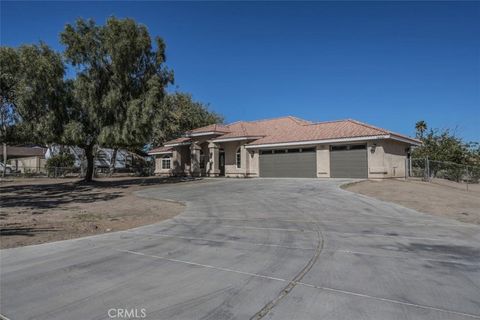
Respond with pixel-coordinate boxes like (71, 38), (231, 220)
(207, 142), (220, 177)
(190, 142), (202, 177)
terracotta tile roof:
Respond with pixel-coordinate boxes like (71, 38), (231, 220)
(248, 119), (389, 145)
(235, 117), (418, 145)
(159, 116), (419, 148)
(163, 137), (191, 146)
(187, 124), (230, 135)
(148, 146), (174, 155)
(214, 116), (306, 140)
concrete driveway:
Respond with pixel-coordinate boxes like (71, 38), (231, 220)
(1, 179), (479, 320)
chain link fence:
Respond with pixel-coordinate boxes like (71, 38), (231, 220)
(407, 157), (480, 191)
(1, 165), (155, 179)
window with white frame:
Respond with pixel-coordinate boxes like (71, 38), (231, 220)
(236, 147), (241, 168)
(161, 156), (171, 169)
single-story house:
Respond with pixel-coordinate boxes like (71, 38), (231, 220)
(148, 116), (421, 179)
(3, 146), (47, 173)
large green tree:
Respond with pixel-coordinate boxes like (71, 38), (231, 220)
(0, 47), (19, 171)
(60, 17), (173, 181)
(0, 44), (68, 174)
(412, 121), (479, 165)
(151, 92), (223, 145)
(411, 121), (480, 181)
(412, 128), (469, 164)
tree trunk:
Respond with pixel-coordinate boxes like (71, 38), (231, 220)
(2, 142), (6, 178)
(109, 148), (118, 176)
(84, 145), (95, 182)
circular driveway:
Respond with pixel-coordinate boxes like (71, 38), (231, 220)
(1, 179), (480, 319)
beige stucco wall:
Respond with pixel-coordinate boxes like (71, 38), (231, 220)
(154, 154), (173, 176)
(247, 149), (259, 177)
(221, 141), (249, 177)
(316, 145), (330, 178)
(12, 156), (45, 173)
(367, 140), (409, 178)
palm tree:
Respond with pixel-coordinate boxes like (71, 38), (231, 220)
(415, 120), (427, 139)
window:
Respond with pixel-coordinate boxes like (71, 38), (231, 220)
(286, 149), (300, 153)
(236, 147), (241, 168)
(331, 144), (366, 151)
(331, 145), (348, 151)
(349, 144), (366, 150)
(260, 150), (273, 154)
(161, 157), (171, 169)
(301, 148), (315, 153)
(274, 149), (286, 154)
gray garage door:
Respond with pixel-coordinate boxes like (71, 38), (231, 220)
(330, 144), (368, 178)
(259, 149), (316, 178)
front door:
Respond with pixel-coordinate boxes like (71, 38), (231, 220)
(219, 150), (225, 176)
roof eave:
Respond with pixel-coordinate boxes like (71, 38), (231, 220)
(245, 135), (391, 149)
(388, 134), (422, 146)
(212, 136), (265, 143)
(185, 131), (228, 137)
(148, 150), (173, 155)
(164, 142), (191, 147)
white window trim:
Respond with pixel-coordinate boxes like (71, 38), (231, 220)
(161, 157), (171, 170)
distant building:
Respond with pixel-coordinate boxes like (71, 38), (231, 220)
(3, 146), (47, 173)
(45, 145), (147, 171)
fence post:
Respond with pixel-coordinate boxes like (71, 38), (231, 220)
(405, 158), (408, 179)
(423, 157), (430, 181)
(466, 165), (469, 192)
(409, 157), (413, 178)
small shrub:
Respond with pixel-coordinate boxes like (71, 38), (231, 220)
(469, 166), (480, 183)
(46, 153), (75, 168)
(46, 153), (75, 177)
(443, 167), (465, 182)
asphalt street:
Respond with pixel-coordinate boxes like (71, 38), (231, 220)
(1, 179), (479, 320)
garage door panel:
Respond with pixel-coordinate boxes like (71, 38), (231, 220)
(330, 147), (368, 178)
(260, 152), (316, 178)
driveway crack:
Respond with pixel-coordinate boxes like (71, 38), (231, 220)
(249, 226), (324, 320)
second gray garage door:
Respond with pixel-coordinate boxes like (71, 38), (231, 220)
(330, 144), (368, 178)
(259, 150), (316, 178)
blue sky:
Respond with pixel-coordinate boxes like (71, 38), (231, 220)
(1, 1), (479, 141)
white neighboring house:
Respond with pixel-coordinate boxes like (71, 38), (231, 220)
(45, 145), (143, 169)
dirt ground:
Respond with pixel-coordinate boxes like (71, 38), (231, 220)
(0, 177), (191, 249)
(343, 179), (480, 225)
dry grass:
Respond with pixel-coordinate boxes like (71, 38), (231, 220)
(0, 177), (192, 249)
(343, 179), (480, 225)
